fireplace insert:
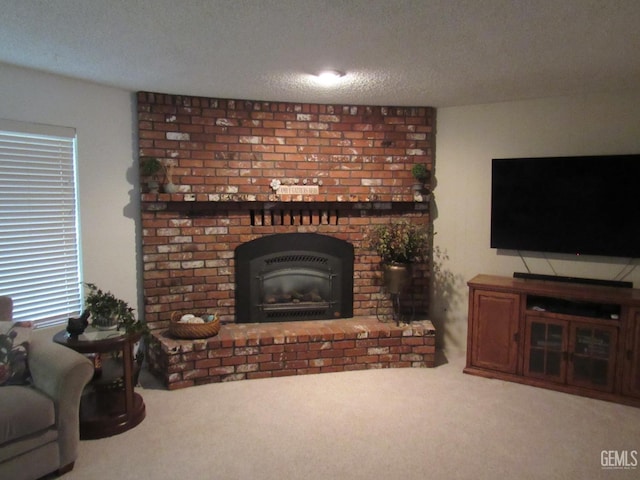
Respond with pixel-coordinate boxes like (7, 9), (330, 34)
(235, 233), (354, 323)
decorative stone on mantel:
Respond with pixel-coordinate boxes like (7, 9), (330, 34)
(275, 185), (319, 195)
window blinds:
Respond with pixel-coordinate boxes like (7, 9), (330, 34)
(0, 119), (82, 327)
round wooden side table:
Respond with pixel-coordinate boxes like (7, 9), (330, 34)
(53, 327), (146, 439)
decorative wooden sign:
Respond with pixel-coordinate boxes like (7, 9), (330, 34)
(277, 185), (319, 195)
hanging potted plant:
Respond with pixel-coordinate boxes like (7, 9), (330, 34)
(84, 283), (146, 334)
(140, 156), (163, 194)
(367, 220), (430, 294)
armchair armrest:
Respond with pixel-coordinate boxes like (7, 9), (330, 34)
(28, 335), (94, 467)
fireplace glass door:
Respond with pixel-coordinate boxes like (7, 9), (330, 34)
(259, 265), (334, 320)
(235, 233), (353, 323)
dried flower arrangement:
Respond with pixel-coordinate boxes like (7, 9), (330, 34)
(367, 220), (430, 264)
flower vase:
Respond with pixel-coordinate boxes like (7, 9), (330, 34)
(163, 182), (178, 193)
(382, 262), (412, 294)
(92, 315), (118, 330)
(147, 180), (159, 194)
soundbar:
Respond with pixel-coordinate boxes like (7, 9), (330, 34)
(513, 272), (633, 289)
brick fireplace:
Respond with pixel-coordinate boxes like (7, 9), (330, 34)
(138, 91), (436, 388)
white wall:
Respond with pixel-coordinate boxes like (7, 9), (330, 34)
(3, 63), (640, 346)
(0, 63), (139, 314)
(433, 92), (640, 353)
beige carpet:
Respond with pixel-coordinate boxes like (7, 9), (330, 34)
(63, 352), (640, 480)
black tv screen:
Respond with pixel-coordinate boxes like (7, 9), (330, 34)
(491, 154), (640, 258)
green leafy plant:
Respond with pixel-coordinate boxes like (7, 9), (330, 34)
(140, 156), (163, 177)
(84, 283), (147, 334)
(367, 220), (430, 264)
(140, 156), (164, 193)
(411, 163), (429, 181)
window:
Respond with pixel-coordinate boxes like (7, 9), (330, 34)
(0, 119), (82, 327)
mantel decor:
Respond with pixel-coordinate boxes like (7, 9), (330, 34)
(140, 156), (163, 194)
(162, 159), (179, 193)
(367, 220), (430, 324)
(367, 220), (430, 264)
(367, 219), (430, 293)
(411, 163), (431, 196)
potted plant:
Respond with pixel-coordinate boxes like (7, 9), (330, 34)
(84, 283), (146, 334)
(411, 163), (429, 192)
(367, 220), (430, 294)
(140, 156), (163, 193)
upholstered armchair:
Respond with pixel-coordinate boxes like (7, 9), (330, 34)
(0, 296), (94, 480)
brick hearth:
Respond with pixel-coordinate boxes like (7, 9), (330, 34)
(148, 317), (436, 390)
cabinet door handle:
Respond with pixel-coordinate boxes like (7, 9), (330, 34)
(513, 332), (519, 342)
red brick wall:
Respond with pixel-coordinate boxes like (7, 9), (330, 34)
(138, 92), (435, 329)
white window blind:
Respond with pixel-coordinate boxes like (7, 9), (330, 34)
(0, 119), (82, 327)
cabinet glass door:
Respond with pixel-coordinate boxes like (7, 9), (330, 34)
(623, 309), (640, 398)
(524, 316), (567, 383)
(569, 324), (617, 392)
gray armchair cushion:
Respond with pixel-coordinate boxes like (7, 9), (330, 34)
(0, 386), (55, 446)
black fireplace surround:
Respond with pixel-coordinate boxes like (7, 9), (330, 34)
(235, 233), (354, 323)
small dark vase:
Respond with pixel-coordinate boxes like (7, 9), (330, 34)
(66, 310), (90, 336)
(382, 262), (412, 294)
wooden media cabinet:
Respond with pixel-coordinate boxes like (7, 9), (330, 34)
(464, 274), (640, 407)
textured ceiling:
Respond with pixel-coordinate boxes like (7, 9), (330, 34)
(1, 0), (640, 107)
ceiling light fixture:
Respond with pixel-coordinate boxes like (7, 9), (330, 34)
(315, 69), (345, 86)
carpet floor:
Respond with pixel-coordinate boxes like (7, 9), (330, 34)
(63, 351), (640, 480)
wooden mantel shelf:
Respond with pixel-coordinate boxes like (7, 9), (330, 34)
(141, 192), (429, 204)
(141, 193), (431, 215)
(142, 200), (430, 217)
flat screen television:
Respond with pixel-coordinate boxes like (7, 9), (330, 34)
(491, 154), (640, 258)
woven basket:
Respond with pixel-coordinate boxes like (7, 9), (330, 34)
(169, 311), (221, 339)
